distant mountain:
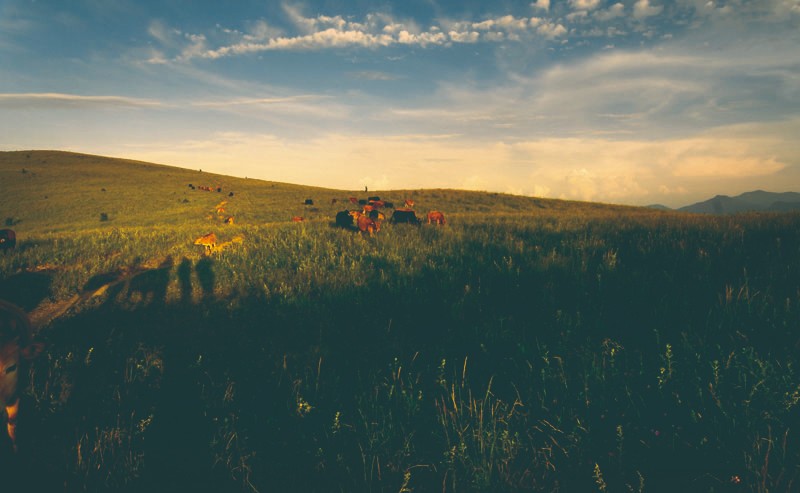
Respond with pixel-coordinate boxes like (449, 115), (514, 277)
(646, 204), (672, 211)
(679, 190), (800, 214)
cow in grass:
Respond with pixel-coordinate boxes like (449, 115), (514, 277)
(390, 209), (420, 225)
(403, 199), (415, 209)
(0, 300), (44, 453)
(292, 216), (305, 222)
(336, 210), (356, 229)
(427, 211), (446, 226)
(357, 215), (380, 236)
(194, 233), (217, 253)
(0, 230), (16, 253)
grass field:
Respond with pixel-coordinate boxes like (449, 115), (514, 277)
(1, 151), (799, 492)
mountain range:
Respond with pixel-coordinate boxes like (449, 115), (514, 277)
(649, 191), (800, 214)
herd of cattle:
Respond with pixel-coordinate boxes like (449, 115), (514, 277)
(191, 194), (446, 252)
(333, 196), (446, 236)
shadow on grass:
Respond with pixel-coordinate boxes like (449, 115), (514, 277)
(0, 270), (54, 311)
(9, 248), (800, 493)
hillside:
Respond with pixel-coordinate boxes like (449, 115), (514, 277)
(1, 150), (637, 235)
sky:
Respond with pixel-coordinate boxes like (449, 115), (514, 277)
(1, 0), (799, 207)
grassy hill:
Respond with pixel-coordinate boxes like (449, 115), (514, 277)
(1, 151), (799, 492)
(1, 150), (631, 235)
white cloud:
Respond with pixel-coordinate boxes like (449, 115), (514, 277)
(397, 30), (447, 46)
(594, 3), (626, 21)
(536, 22), (568, 39)
(155, 7), (579, 61)
(633, 0), (663, 19)
(449, 31), (480, 43)
(531, 0), (550, 11)
(570, 0), (602, 11)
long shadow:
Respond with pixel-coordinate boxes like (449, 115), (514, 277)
(0, 271), (54, 311)
(177, 257), (193, 304)
(195, 257), (215, 300)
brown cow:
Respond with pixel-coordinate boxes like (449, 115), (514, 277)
(194, 232), (217, 252)
(349, 197), (358, 204)
(0, 300), (43, 452)
(357, 215), (380, 236)
(427, 211), (446, 225)
(292, 216), (305, 222)
(404, 199), (415, 208)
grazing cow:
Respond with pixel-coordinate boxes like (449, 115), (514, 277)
(363, 204), (375, 213)
(368, 210), (385, 221)
(404, 199), (415, 208)
(357, 215), (380, 236)
(368, 196), (381, 202)
(216, 187), (222, 193)
(349, 197), (358, 204)
(391, 209), (420, 225)
(0, 300), (43, 453)
(427, 211), (446, 225)
(228, 192), (234, 197)
(304, 199), (314, 205)
(194, 233), (217, 253)
(384, 201), (394, 209)
(358, 199), (368, 205)
(0, 230), (16, 252)
(224, 216), (234, 225)
(292, 216), (305, 222)
(331, 198), (338, 205)
(369, 200), (385, 208)
(335, 210), (355, 228)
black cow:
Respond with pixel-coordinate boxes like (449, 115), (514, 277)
(335, 210), (355, 229)
(304, 199), (314, 205)
(390, 209), (420, 225)
(0, 229), (16, 252)
(368, 196), (381, 202)
(383, 201), (394, 209)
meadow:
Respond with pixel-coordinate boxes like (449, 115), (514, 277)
(1, 151), (799, 492)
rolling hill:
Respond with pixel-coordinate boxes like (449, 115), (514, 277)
(1, 150), (638, 235)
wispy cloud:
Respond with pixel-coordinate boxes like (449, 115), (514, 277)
(0, 93), (163, 109)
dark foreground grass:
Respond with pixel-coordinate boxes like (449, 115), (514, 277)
(1, 208), (798, 492)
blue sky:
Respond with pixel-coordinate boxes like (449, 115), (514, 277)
(1, 0), (799, 206)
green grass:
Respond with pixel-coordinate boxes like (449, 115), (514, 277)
(1, 151), (799, 492)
